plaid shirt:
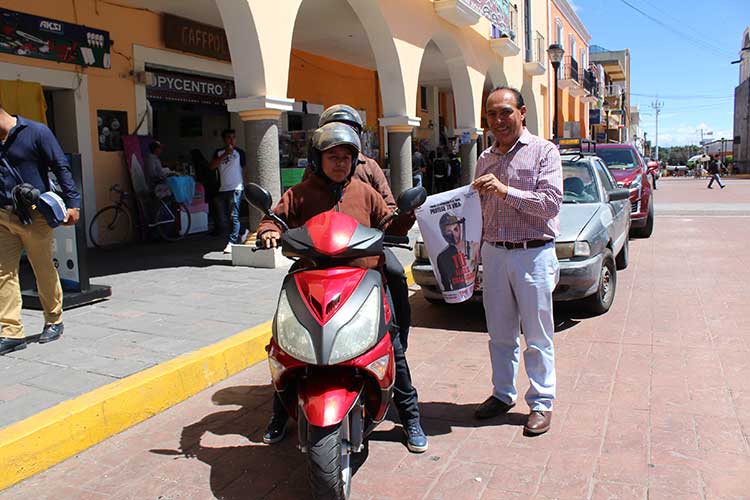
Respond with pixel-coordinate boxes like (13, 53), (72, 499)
(475, 128), (563, 243)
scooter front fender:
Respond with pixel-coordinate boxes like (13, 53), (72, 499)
(298, 372), (364, 427)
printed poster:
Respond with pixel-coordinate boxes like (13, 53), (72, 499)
(415, 185), (482, 304)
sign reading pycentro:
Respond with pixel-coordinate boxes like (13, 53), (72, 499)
(146, 68), (236, 106)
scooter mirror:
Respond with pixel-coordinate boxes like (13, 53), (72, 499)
(397, 186), (427, 214)
(245, 183), (272, 214)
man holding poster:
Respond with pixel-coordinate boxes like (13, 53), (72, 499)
(472, 87), (562, 435)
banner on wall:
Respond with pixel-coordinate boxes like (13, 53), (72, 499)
(415, 185), (482, 304)
(0, 8), (110, 68)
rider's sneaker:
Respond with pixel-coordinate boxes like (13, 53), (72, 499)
(263, 415), (288, 444)
(223, 243), (232, 254)
(403, 420), (428, 453)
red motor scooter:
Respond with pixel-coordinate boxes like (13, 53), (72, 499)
(245, 183), (426, 500)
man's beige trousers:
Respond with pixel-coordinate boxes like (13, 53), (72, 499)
(0, 207), (62, 339)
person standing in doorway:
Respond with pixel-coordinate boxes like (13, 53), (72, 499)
(471, 86), (563, 435)
(412, 148), (425, 188)
(707, 159), (725, 189)
(210, 129), (248, 253)
(0, 104), (80, 354)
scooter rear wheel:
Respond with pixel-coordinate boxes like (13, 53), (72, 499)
(308, 423), (351, 500)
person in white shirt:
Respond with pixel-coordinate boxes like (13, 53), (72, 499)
(210, 129), (248, 252)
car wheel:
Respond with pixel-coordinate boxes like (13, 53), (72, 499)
(615, 239), (629, 270)
(582, 250), (616, 315)
(633, 201), (654, 238)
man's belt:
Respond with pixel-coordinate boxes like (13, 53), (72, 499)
(490, 239), (552, 250)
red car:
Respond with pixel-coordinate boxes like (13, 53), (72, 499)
(596, 143), (655, 238)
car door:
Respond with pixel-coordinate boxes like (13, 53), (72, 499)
(595, 159), (628, 252)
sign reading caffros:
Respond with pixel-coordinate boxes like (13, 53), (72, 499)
(163, 14), (230, 61)
(146, 69), (235, 106)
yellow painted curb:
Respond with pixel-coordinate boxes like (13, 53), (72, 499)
(0, 321), (271, 491)
(0, 266), (416, 491)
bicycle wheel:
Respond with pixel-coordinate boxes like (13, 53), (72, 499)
(89, 205), (133, 249)
(155, 201), (191, 241)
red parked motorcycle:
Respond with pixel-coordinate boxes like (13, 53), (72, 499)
(245, 183), (426, 500)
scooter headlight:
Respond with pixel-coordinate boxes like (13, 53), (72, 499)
(275, 290), (316, 364)
(329, 287), (380, 364)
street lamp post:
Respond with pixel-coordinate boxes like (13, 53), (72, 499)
(602, 100), (610, 143)
(547, 43), (564, 140)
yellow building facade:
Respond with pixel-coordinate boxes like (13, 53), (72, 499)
(0, 0), (556, 237)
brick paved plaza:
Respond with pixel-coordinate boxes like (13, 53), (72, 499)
(1, 179), (749, 499)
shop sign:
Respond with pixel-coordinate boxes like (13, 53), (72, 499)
(465, 0), (512, 35)
(146, 69), (235, 106)
(163, 14), (230, 62)
(589, 109), (601, 125)
(0, 8), (110, 68)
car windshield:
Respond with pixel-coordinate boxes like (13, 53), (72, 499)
(597, 148), (638, 170)
(562, 161), (600, 204)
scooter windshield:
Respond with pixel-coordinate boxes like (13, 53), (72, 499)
(282, 211), (384, 261)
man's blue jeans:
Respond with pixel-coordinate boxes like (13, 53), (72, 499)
(215, 188), (243, 243)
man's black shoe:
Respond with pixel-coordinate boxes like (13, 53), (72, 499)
(475, 395), (515, 420)
(0, 337), (27, 355)
(262, 414), (288, 444)
(39, 323), (64, 344)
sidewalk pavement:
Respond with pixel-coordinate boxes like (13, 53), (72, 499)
(0, 231), (416, 430)
(2, 180), (749, 499)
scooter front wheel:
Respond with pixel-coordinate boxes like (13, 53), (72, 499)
(308, 422), (352, 500)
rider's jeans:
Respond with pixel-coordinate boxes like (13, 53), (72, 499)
(215, 187), (243, 243)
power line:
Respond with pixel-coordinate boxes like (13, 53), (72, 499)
(618, 0), (733, 58)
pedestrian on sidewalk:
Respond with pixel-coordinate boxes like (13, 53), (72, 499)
(210, 129), (249, 253)
(0, 104), (80, 355)
(707, 159), (725, 189)
(471, 86), (563, 435)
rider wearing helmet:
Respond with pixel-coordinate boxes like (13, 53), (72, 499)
(307, 104), (396, 208)
(258, 121), (429, 453)
(312, 105), (413, 352)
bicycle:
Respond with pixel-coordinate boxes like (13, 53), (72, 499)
(89, 184), (134, 249)
(89, 184), (192, 248)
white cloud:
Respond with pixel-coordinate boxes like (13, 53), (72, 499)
(642, 121), (733, 147)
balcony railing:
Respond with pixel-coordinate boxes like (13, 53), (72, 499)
(490, 2), (518, 41)
(562, 56), (580, 83)
(583, 69), (598, 96)
(526, 31), (545, 65)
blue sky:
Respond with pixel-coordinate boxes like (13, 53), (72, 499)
(571, 0), (747, 147)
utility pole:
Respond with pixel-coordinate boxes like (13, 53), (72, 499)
(651, 99), (663, 161)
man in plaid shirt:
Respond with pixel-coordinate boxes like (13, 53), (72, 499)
(472, 87), (562, 435)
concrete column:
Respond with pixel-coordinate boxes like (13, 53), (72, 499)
(243, 116), (282, 231)
(388, 128), (413, 198)
(456, 128), (482, 185)
(380, 115), (421, 197)
(226, 96), (294, 232)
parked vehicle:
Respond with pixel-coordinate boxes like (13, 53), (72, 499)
(596, 143), (654, 238)
(412, 141), (631, 314)
(245, 182), (426, 500)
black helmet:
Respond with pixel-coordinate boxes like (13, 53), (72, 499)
(439, 213), (465, 244)
(309, 122), (361, 180)
(318, 104), (364, 135)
